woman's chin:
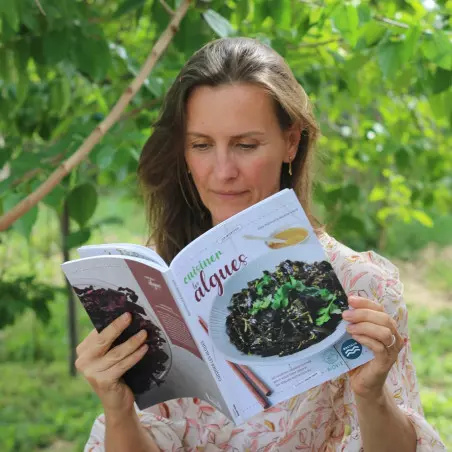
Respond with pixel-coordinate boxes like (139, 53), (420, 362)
(211, 208), (245, 226)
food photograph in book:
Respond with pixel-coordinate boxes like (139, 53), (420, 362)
(73, 284), (172, 394)
(208, 229), (349, 367)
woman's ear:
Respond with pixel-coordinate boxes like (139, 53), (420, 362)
(284, 123), (302, 162)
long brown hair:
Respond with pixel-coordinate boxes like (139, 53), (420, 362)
(138, 37), (320, 263)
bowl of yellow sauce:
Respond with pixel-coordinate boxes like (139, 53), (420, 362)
(266, 226), (309, 249)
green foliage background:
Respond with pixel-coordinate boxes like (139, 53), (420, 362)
(1, 0), (452, 450)
(1, 0), (452, 250)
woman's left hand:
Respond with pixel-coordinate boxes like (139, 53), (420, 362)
(342, 296), (406, 400)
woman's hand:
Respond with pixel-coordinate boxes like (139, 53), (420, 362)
(75, 312), (149, 415)
(342, 296), (406, 400)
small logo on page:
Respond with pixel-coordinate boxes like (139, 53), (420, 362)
(341, 339), (362, 360)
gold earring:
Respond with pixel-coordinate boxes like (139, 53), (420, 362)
(288, 157), (292, 176)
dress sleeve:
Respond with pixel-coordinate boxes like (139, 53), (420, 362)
(328, 248), (446, 451)
(84, 399), (235, 451)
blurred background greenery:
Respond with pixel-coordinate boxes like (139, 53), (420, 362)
(0, 0), (451, 450)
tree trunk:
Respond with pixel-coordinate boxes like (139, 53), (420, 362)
(61, 201), (78, 377)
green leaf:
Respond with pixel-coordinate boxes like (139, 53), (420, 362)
(114, 0), (146, 18)
(42, 185), (67, 212)
(3, 193), (38, 238)
(0, 48), (16, 84)
(342, 184), (360, 202)
(235, 0), (249, 24)
(402, 26), (422, 63)
(15, 72), (29, 107)
(254, 0), (272, 23)
(331, 4), (359, 47)
(71, 29), (111, 81)
(66, 227), (91, 249)
(377, 41), (405, 79)
(422, 31), (452, 70)
(66, 183), (98, 227)
(359, 21), (387, 47)
(91, 216), (123, 229)
(315, 301), (340, 326)
(0, 148), (13, 169)
(9, 152), (43, 178)
(412, 210), (434, 228)
(13, 39), (30, 72)
(369, 186), (386, 201)
(43, 29), (72, 65)
(94, 146), (117, 170)
(431, 68), (452, 94)
(203, 9), (235, 38)
(273, 0), (292, 30)
(395, 147), (412, 170)
(0, 0), (20, 32)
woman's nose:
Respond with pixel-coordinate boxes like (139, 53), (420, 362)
(214, 149), (239, 181)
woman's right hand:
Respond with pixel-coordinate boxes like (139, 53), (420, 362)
(75, 312), (149, 415)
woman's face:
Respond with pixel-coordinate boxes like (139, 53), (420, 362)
(184, 83), (300, 226)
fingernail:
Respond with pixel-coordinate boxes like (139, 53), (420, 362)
(138, 329), (147, 339)
(342, 310), (353, 319)
(122, 312), (130, 323)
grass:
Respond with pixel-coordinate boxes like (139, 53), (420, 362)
(408, 306), (452, 447)
(426, 259), (452, 293)
(0, 192), (451, 450)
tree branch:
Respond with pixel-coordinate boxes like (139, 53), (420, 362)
(7, 98), (163, 189)
(0, 0), (192, 232)
(160, 0), (175, 15)
(34, 0), (46, 16)
(375, 15), (411, 30)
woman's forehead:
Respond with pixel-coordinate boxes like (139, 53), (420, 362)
(185, 84), (279, 133)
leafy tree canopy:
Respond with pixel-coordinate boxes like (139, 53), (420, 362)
(1, 0), (451, 251)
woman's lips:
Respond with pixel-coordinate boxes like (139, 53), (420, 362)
(212, 190), (247, 198)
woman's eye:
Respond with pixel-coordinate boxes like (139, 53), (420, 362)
(237, 143), (258, 150)
(192, 143), (210, 150)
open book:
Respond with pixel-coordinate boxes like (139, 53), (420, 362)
(61, 189), (373, 425)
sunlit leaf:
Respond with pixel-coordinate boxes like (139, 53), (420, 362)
(422, 31), (452, 70)
(331, 4), (359, 47)
(369, 186), (386, 202)
(412, 210), (434, 227)
(203, 9), (235, 38)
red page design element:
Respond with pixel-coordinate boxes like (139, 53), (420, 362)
(126, 260), (201, 359)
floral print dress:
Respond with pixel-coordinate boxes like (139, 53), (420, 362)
(85, 234), (446, 451)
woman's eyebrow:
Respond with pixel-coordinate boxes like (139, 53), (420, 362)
(186, 131), (265, 138)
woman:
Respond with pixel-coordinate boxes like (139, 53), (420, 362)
(79, 38), (445, 451)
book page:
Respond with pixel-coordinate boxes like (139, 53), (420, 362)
(169, 189), (373, 424)
(78, 243), (168, 270)
(62, 255), (231, 418)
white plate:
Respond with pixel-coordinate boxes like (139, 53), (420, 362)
(208, 246), (346, 366)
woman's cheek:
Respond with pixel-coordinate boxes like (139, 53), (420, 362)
(247, 154), (282, 191)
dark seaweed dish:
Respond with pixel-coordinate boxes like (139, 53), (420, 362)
(226, 260), (348, 358)
(74, 285), (169, 394)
